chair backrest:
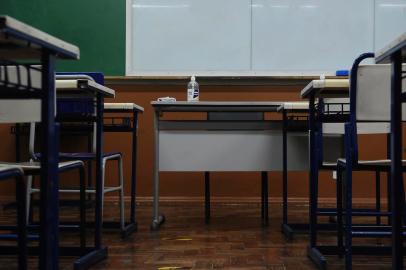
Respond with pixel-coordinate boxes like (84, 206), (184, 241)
(0, 65), (43, 160)
(0, 65), (42, 124)
(347, 52), (406, 162)
(355, 64), (406, 122)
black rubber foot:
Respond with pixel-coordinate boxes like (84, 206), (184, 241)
(74, 246), (108, 270)
(307, 246), (327, 270)
(281, 224), (294, 241)
(121, 222), (138, 239)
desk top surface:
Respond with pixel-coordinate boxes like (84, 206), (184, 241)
(376, 32), (406, 64)
(300, 79), (349, 99)
(104, 102), (144, 112)
(0, 15), (79, 60)
(277, 101), (309, 112)
(151, 101), (283, 112)
(56, 79), (115, 98)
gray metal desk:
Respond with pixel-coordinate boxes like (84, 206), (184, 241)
(150, 101), (312, 230)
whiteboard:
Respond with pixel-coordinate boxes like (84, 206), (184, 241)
(126, 0), (406, 76)
(252, 0), (374, 72)
(375, 0), (406, 51)
(126, 0), (251, 74)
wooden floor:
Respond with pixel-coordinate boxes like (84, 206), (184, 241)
(0, 201), (395, 269)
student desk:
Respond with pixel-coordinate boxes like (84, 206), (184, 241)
(376, 32), (406, 270)
(277, 101), (348, 240)
(150, 101), (314, 230)
(301, 79), (349, 269)
(104, 102), (144, 238)
(0, 15), (79, 270)
(277, 102), (310, 239)
(55, 77), (115, 270)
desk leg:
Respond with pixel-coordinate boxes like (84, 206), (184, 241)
(205, 172), (210, 223)
(306, 94), (327, 269)
(151, 110), (165, 230)
(390, 50), (403, 270)
(281, 109), (290, 236)
(39, 52), (59, 270)
(262, 171), (269, 226)
(130, 111), (138, 225)
(74, 94), (108, 270)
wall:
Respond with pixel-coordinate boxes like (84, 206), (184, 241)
(0, 81), (392, 202)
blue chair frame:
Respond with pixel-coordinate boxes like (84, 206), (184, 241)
(336, 53), (406, 269)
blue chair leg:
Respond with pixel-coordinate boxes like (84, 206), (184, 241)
(261, 176), (265, 219)
(16, 174), (27, 270)
(344, 162), (353, 270)
(79, 166), (86, 253)
(336, 165), (344, 258)
(375, 170), (381, 226)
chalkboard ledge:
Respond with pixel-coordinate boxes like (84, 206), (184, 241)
(105, 75), (346, 86)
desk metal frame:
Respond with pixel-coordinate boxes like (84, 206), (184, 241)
(150, 101), (282, 230)
(103, 105), (143, 238)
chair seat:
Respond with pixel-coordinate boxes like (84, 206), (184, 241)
(0, 161), (83, 174)
(36, 152), (121, 161)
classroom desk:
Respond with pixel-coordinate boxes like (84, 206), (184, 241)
(55, 77), (115, 270)
(300, 79), (349, 269)
(150, 101), (316, 230)
(0, 15), (79, 270)
(104, 102), (144, 238)
(277, 101), (348, 240)
(277, 102), (310, 239)
(376, 32), (406, 270)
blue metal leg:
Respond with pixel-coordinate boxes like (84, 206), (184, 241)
(390, 49), (403, 270)
(262, 171), (269, 225)
(375, 171), (381, 226)
(79, 166), (86, 253)
(344, 126), (353, 270)
(95, 93), (103, 249)
(387, 134), (392, 226)
(39, 50), (59, 270)
(130, 111), (138, 226)
(308, 93), (319, 248)
(261, 175), (265, 219)
(336, 165), (344, 258)
(16, 174), (27, 270)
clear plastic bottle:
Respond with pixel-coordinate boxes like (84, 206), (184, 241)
(187, 75), (199, 102)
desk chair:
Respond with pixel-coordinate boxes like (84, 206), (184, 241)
(336, 53), (406, 269)
(0, 166), (26, 270)
(27, 73), (125, 233)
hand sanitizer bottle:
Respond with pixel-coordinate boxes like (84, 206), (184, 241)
(187, 75), (199, 102)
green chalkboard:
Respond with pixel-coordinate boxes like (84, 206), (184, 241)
(0, 0), (125, 76)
